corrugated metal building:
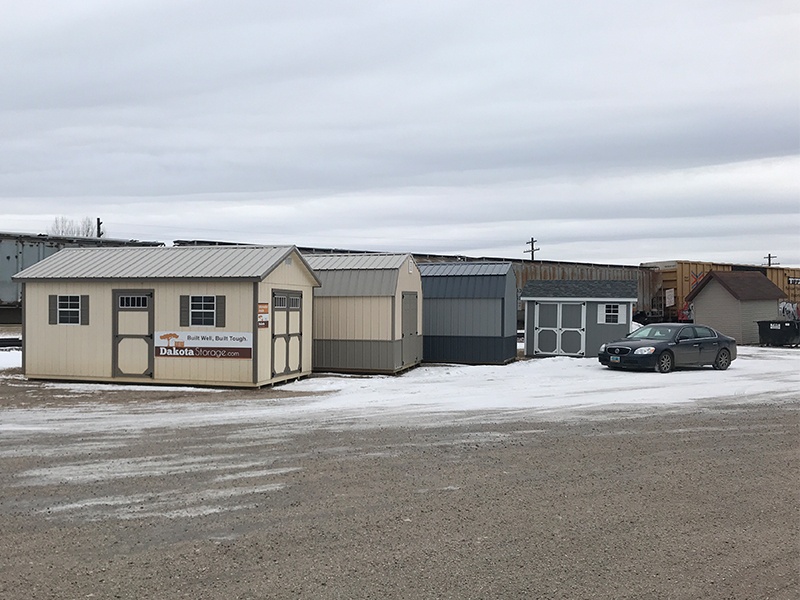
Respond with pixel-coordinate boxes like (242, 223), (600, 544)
(685, 271), (786, 344)
(521, 280), (638, 358)
(304, 253), (423, 374)
(1, 231), (162, 323)
(13, 245), (320, 387)
(419, 262), (517, 364)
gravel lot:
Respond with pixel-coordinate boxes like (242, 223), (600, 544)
(0, 356), (797, 600)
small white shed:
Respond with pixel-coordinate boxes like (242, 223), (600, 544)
(303, 253), (423, 374)
(13, 245), (320, 387)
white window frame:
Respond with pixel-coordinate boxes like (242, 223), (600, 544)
(58, 295), (81, 325)
(190, 295), (216, 326)
(597, 303), (626, 325)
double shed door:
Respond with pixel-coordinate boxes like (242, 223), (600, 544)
(271, 289), (303, 378)
(533, 301), (586, 357)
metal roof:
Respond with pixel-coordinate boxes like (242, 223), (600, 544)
(304, 253), (412, 271)
(419, 263), (514, 299)
(418, 262), (512, 277)
(304, 253), (414, 297)
(520, 280), (638, 300)
(13, 245), (321, 283)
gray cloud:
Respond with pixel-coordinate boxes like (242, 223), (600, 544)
(1, 1), (798, 266)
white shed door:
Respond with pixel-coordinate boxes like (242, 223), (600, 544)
(533, 301), (586, 357)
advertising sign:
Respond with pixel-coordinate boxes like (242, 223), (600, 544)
(155, 331), (253, 359)
(257, 303), (270, 328)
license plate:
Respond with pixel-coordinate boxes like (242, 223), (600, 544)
(610, 356), (620, 363)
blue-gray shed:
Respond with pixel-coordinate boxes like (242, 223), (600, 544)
(419, 262), (517, 364)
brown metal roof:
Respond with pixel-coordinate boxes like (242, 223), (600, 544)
(685, 270), (786, 302)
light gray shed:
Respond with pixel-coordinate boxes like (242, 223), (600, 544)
(419, 262), (517, 364)
(685, 271), (786, 344)
(304, 253), (423, 374)
(520, 280), (638, 358)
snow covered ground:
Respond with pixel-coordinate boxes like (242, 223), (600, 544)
(1, 346), (797, 434)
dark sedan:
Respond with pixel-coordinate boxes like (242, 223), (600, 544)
(598, 323), (737, 373)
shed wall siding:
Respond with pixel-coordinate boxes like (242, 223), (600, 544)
(740, 299), (779, 345)
(395, 258), (423, 335)
(312, 339), (403, 373)
(585, 301), (631, 356)
(503, 273), (517, 337)
(313, 297), (393, 341)
(423, 298), (502, 336)
(152, 280), (253, 385)
(423, 336), (516, 365)
(24, 281), (113, 379)
(691, 280), (743, 342)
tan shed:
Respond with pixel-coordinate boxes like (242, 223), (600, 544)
(685, 271), (786, 344)
(303, 253), (423, 374)
(12, 245), (320, 387)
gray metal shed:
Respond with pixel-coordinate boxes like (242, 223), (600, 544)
(304, 253), (423, 374)
(419, 262), (517, 364)
(520, 280), (638, 358)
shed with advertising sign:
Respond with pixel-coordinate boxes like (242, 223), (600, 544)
(303, 253), (422, 374)
(12, 245), (321, 387)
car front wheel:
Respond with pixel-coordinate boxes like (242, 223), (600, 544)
(713, 348), (731, 371)
(655, 351), (674, 373)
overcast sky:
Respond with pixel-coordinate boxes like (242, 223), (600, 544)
(1, 1), (798, 266)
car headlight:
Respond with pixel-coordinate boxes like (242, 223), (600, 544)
(634, 347), (656, 355)
(599, 344), (606, 353)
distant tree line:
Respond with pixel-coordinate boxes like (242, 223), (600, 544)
(48, 216), (104, 237)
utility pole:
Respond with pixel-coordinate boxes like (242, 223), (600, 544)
(96, 218), (103, 238)
(524, 237), (540, 262)
(764, 253), (779, 267)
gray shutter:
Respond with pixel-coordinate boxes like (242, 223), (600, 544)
(49, 295), (57, 325)
(215, 295), (226, 328)
(180, 295), (189, 327)
(80, 295), (90, 326)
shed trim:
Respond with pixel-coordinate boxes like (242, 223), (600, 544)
(521, 296), (637, 303)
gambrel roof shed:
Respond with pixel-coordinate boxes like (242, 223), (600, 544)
(303, 253), (423, 374)
(419, 262), (517, 365)
(304, 253), (410, 297)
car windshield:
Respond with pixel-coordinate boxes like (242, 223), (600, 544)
(628, 325), (675, 340)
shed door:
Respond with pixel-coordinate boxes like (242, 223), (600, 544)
(112, 290), (154, 378)
(272, 290), (303, 378)
(401, 292), (419, 366)
(533, 301), (586, 357)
